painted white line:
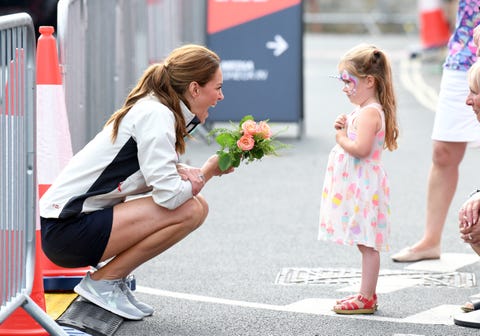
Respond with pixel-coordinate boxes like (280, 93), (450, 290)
(399, 58), (438, 112)
(136, 285), (293, 312)
(402, 305), (456, 325)
(405, 253), (480, 273)
(136, 286), (457, 325)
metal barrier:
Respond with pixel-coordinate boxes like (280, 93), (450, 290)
(0, 12), (67, 335)
(57, 0), (205, 153)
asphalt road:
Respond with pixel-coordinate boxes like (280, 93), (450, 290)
(114, 33), (480, 336)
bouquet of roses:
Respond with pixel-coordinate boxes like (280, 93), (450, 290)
(208, 115), (288, 171)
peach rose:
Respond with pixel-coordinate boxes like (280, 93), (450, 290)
(237, 134), (255, 151)
(256, 121), (272, 139)
(241, 120), (257, 136)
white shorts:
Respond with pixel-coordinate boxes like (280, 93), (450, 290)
(431, 69), (480, 142)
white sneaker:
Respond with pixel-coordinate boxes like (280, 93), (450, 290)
(74, 272), (145, 320)
(122, 276), (155, 317)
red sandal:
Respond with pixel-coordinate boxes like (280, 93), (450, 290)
(336, 293), (378, 310)
(333, 294), (377, 315)
(336, 293), (377, 304)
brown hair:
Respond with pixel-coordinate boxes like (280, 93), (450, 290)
(339, 43), (399, 151)
(105, 44), (221, 154)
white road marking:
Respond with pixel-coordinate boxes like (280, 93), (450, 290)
(405, 253), (480, 273)
(402, 305), (457, 325)
(136, 286), (458, 325)
(399, 57), (438, 112)
(135, 253), (479, 326)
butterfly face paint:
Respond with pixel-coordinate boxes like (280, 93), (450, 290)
(331, 69), (358, 96)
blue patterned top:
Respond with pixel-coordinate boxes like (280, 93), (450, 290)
(444, 0), (480, 71)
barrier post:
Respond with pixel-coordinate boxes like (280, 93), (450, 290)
(0, 12), (67, 336)
(36, 26), (90, 291)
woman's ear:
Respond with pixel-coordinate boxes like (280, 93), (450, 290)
(189, 81), (200, 97)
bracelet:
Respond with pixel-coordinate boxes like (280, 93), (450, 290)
(469, 189), (480, 198)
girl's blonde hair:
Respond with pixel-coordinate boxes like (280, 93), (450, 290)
(339, 43), (399, 151)
(105, 44), (221, 154)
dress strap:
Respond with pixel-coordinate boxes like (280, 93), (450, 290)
(359, 103), (385, 131)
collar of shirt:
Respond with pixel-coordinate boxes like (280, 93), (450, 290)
(181, 100), (200, 134)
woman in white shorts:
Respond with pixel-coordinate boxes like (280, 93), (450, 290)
(392, 0), (480, 262)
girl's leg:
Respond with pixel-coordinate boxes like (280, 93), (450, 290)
(333, 244), (379, 313)
(358, 244), (379, 299)
(92, 194), (208, 281)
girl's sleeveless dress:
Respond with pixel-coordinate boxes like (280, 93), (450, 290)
(318, 103), (390, 252)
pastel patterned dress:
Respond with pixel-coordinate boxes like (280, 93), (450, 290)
(318, 103), (390, 252)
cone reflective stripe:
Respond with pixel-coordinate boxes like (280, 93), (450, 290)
(36, 26), (90, 291)
(37, 26), (72, 193)
(419, 0), (451, 49)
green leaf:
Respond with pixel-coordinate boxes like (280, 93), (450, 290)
(250, 146), (264, 159)
(216, 133), (236, 147)
(218, 152), (233, 171)
(231, 154), (242, 168)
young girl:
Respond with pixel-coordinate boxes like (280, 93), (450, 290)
(318, 44), (399, 315)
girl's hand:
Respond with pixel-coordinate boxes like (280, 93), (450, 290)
(335, 127), (347, 145)
(334, 114), (347, 130)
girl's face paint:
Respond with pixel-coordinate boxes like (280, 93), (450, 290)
(330, 69), (359, 96)
(339, 69), (358, 96)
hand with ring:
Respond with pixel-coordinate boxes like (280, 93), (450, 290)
(459, 214), (480, 254)
(177, 164), (205, 196)
(458, 191), (480, 229)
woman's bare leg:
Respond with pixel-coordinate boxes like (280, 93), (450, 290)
(91, 195), (208, 280)
(411, 141), (466, 252)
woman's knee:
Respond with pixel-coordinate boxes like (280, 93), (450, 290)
(432, 141), (466, 167)
(183, 195), (209, 231)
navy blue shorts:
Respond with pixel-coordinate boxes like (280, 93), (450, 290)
(40, 208), (113, 268)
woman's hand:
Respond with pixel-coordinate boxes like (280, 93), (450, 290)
(459, 220), (480, 255)
(459, 191), (480, 255)
(458, 192), (480, 228)
(177, 164), (205, 196)
(201, 155), (234, 180)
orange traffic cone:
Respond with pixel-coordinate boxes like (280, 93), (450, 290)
(36, 26), (90, 291)
(0, 48), (49, 336)
(419, 0), (451, 49)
